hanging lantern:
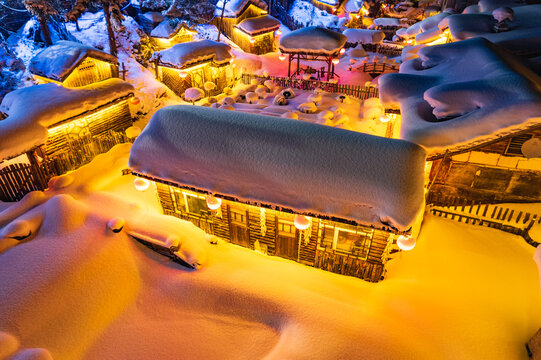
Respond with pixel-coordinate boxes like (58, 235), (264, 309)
(129, 96), (140, 106)
(332, 6), (337, 12)
(134, 178), (150, 192)
(332, 58), (340, 65)
(249, 37), (256, 44)
(275, 29), (282, 36)
(339, 48), (346, 54)
(279, 53), (286, 61)
(380, 115), (390, 123)
(294, 215), (311, 230)
(205, 195), (222, 210)
(179, 70), (188, 78)
(397, 235), (416, 251)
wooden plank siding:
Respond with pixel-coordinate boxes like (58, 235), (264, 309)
(231, 30), (276, 55)
(156, 183), (393, 282)
(62, 57), (118, 88)
(157, 64), (233, 98)
(213, 4), (268, 40)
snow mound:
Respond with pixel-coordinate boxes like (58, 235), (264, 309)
(151, 40), (232, 69)
(344, 29), (385, 45)
(214, 0), (268, 17)
(29, 40), (117, 82)
(129, 105), (426, 231)
(379, 38), (541, 153)
(279, 27), (347, 55)
(0, 79), (134, 161)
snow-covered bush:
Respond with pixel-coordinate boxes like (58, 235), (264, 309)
(273, 94), (288, 105)
(207, 97), (218, 104)
(223, 86), (232, 95)
(204, 81), (217, 92)
(125, 126), (142, 140)
(264, 80), (274, 91)
(184, 87), (205, 104)
(280, 88), (296, 99)
(245, 92), (258, 104)
(307, 93), (322, 105)
(298, 102), (317, 113)
(221, 96), (235, 106)
(317, 110), (334, 122)
(255, 86), (268, 98)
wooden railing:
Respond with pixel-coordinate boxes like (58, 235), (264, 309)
(241, 73), (379, 100)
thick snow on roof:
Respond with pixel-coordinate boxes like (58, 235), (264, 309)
(373, 18), (401, 27)
(279, 27), (347, 55)
(129, 106), (426, 231)
(150, 18), (193, 39)
(29, 41), (117, 82)
(404, 11), (452, 38)
(344, 29), (385, 45)
(237, 15), (280, 36)
(378, 38), (541, 154)
(0, 79), (134, 161)
(445, 4), (541, 55)
(142, 12), (165, 24)
(214, 0), (267, 17)
(150, 40), (232, 69)
(344, 0), (365, 13)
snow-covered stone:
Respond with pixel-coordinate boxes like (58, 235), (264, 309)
(0, 79), (134, 161)
(129, 106), (427, 231)
(29, 41), (117, 82)
(151, 40), (232, 69)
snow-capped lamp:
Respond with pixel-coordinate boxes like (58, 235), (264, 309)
(206, 195), (222, 210)
(339, 48), (346, 55)
(332, 58), (340, 65)
(294, 215), (311, 230)
(275, 29), (282, 36)
(179, 70), (188, 79)
(250, 37), (256, 44)
(279, 53), (286, 61)
(129, 97), (140, 106)
(397, 235), (416, 251)
(134, 178), (150, 192)
(380, 115), (390, 123)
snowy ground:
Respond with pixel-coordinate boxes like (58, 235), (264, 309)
(0, 145), (540, 359)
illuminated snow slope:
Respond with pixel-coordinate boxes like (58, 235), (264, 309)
(0, 145), (539, 359)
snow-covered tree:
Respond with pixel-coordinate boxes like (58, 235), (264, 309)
(24, 0), (57, 46)
(66, 0), (124, 57)
(165, 0), (214, 23)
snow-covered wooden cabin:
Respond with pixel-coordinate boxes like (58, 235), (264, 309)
(213, 0), (279, 54)
(279, 27), (347, 81)
(129, 106), (427, 282)
(29, 41), (119, 88)
(0, 79), (135, 201)
(150, 40), (234, 98)
(379, 38), (541, 204)
(150, 18), (197, 50)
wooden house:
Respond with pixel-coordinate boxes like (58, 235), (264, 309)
(150, 40), (235, 98)
(233, 15), (281, 54)
(150, 18), (197, 50)
(213, 0), (269, 39)
(0, 79), (135, 201)
(378, 38), (541, 205)
(129, 106), (427, 282)
(29, 41), (119, 88)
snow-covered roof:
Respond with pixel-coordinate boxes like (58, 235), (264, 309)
(214, 0), (267, 17)
(344, 0), (365, 13)
(314, 0), (339, 6)
(142, 12), (165, 24)
(378, 38), (541, 155)
(129, 106), (426, 231)
(150, 18), (194, 39)
(279, 27), (347, 55)
(237, 15), (280, 36)
(29, 41), (117, 82)
(0, 79), (134, 161)
(373, 18), (401, 27)
(344, 29), (385, 45)
(150, 40), (232, 69)
(444, 4), (541, 56)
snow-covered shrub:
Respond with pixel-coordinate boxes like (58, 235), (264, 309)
(207, 97), (218, 104)
(219, 105), (235, 110)
(298, 102), (317, 113)
(281, 111), (299, 119)
(273, 94), (288, 105)
(307, 93), (322, 105)
(255, 86), (268, 98)
(317, 110), (334, 121)
(184, 87), (205, 104)
(204, 81), (217, 92)
(125, 126), (142, 140)
(280, 88), (296, 99)
(223, 86), (233, 95)
(237, 89), (247, 101)
(250, 78), (260, 86)
(336, 94), (350, 103)
(221, 97), (235, 106)
(246, 92), (258, 104)
(264, 79), (274, 91)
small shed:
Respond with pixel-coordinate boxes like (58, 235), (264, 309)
(213, 0), (268, 41)
(233, 15), (281, 54)
(150, 18), (197, 50)
(150, 40), (234, 98)
(0, 79), (135, 201)
(129, 105), (427, 282)
(279, 27), (347, 80)
(29, 41), (119, 88)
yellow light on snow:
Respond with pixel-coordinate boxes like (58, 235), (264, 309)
(134, 178), (150, 191)
(294, 215), (311, 230)
(206, 195), (222, 210)
(380, 115), (390, 123)
(397, 235), (416, 251)
(279, 53), (286, 61)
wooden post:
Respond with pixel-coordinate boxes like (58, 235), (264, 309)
(296, 53), (300, 76)
(26, 150), (47, 191)
(288, 54), (291, 77)
(327, 57), (332, 81)
(154, 58), (159, 79)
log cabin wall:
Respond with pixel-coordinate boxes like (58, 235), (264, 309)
(152, 28), (195, 50)
(156, 183), (393, 282)
(62, 57), (118, 88)
(213, 5), (267, 39)
(158, 64), (233, 98)
(428, 128), (541, 204)
(232, 30), (276, 54)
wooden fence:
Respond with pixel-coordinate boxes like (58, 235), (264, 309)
(0, 130), (131, 202)
(314, 249), (385, 282)
(241, 74), (379, 100)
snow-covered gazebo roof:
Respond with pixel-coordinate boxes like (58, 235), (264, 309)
(279, 27), (347, 55)
(150, 18), (195, 39)
(214, 0), (268, 17)
(129, 106), (427, 231)
(0, 79), (134, 161)
(29, 41), (117, 82)
(237, 15), (280, 36)
(150, 40), (232, 69)
(378, 38), (541, 157)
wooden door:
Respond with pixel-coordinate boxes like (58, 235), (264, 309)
(228, 206), (250, 248)
(275, 219), (298, 261)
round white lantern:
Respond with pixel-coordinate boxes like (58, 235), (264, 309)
(397, 235), (416, 251)
(206, 195), (222, 210)
(294, 215), (311, 230)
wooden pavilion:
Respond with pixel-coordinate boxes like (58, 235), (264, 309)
(278, 27), (347, 81)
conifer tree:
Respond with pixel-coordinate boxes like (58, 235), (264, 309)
(24, 0), (57, 46)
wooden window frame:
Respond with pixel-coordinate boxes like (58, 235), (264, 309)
(318, 224), (372, 260)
